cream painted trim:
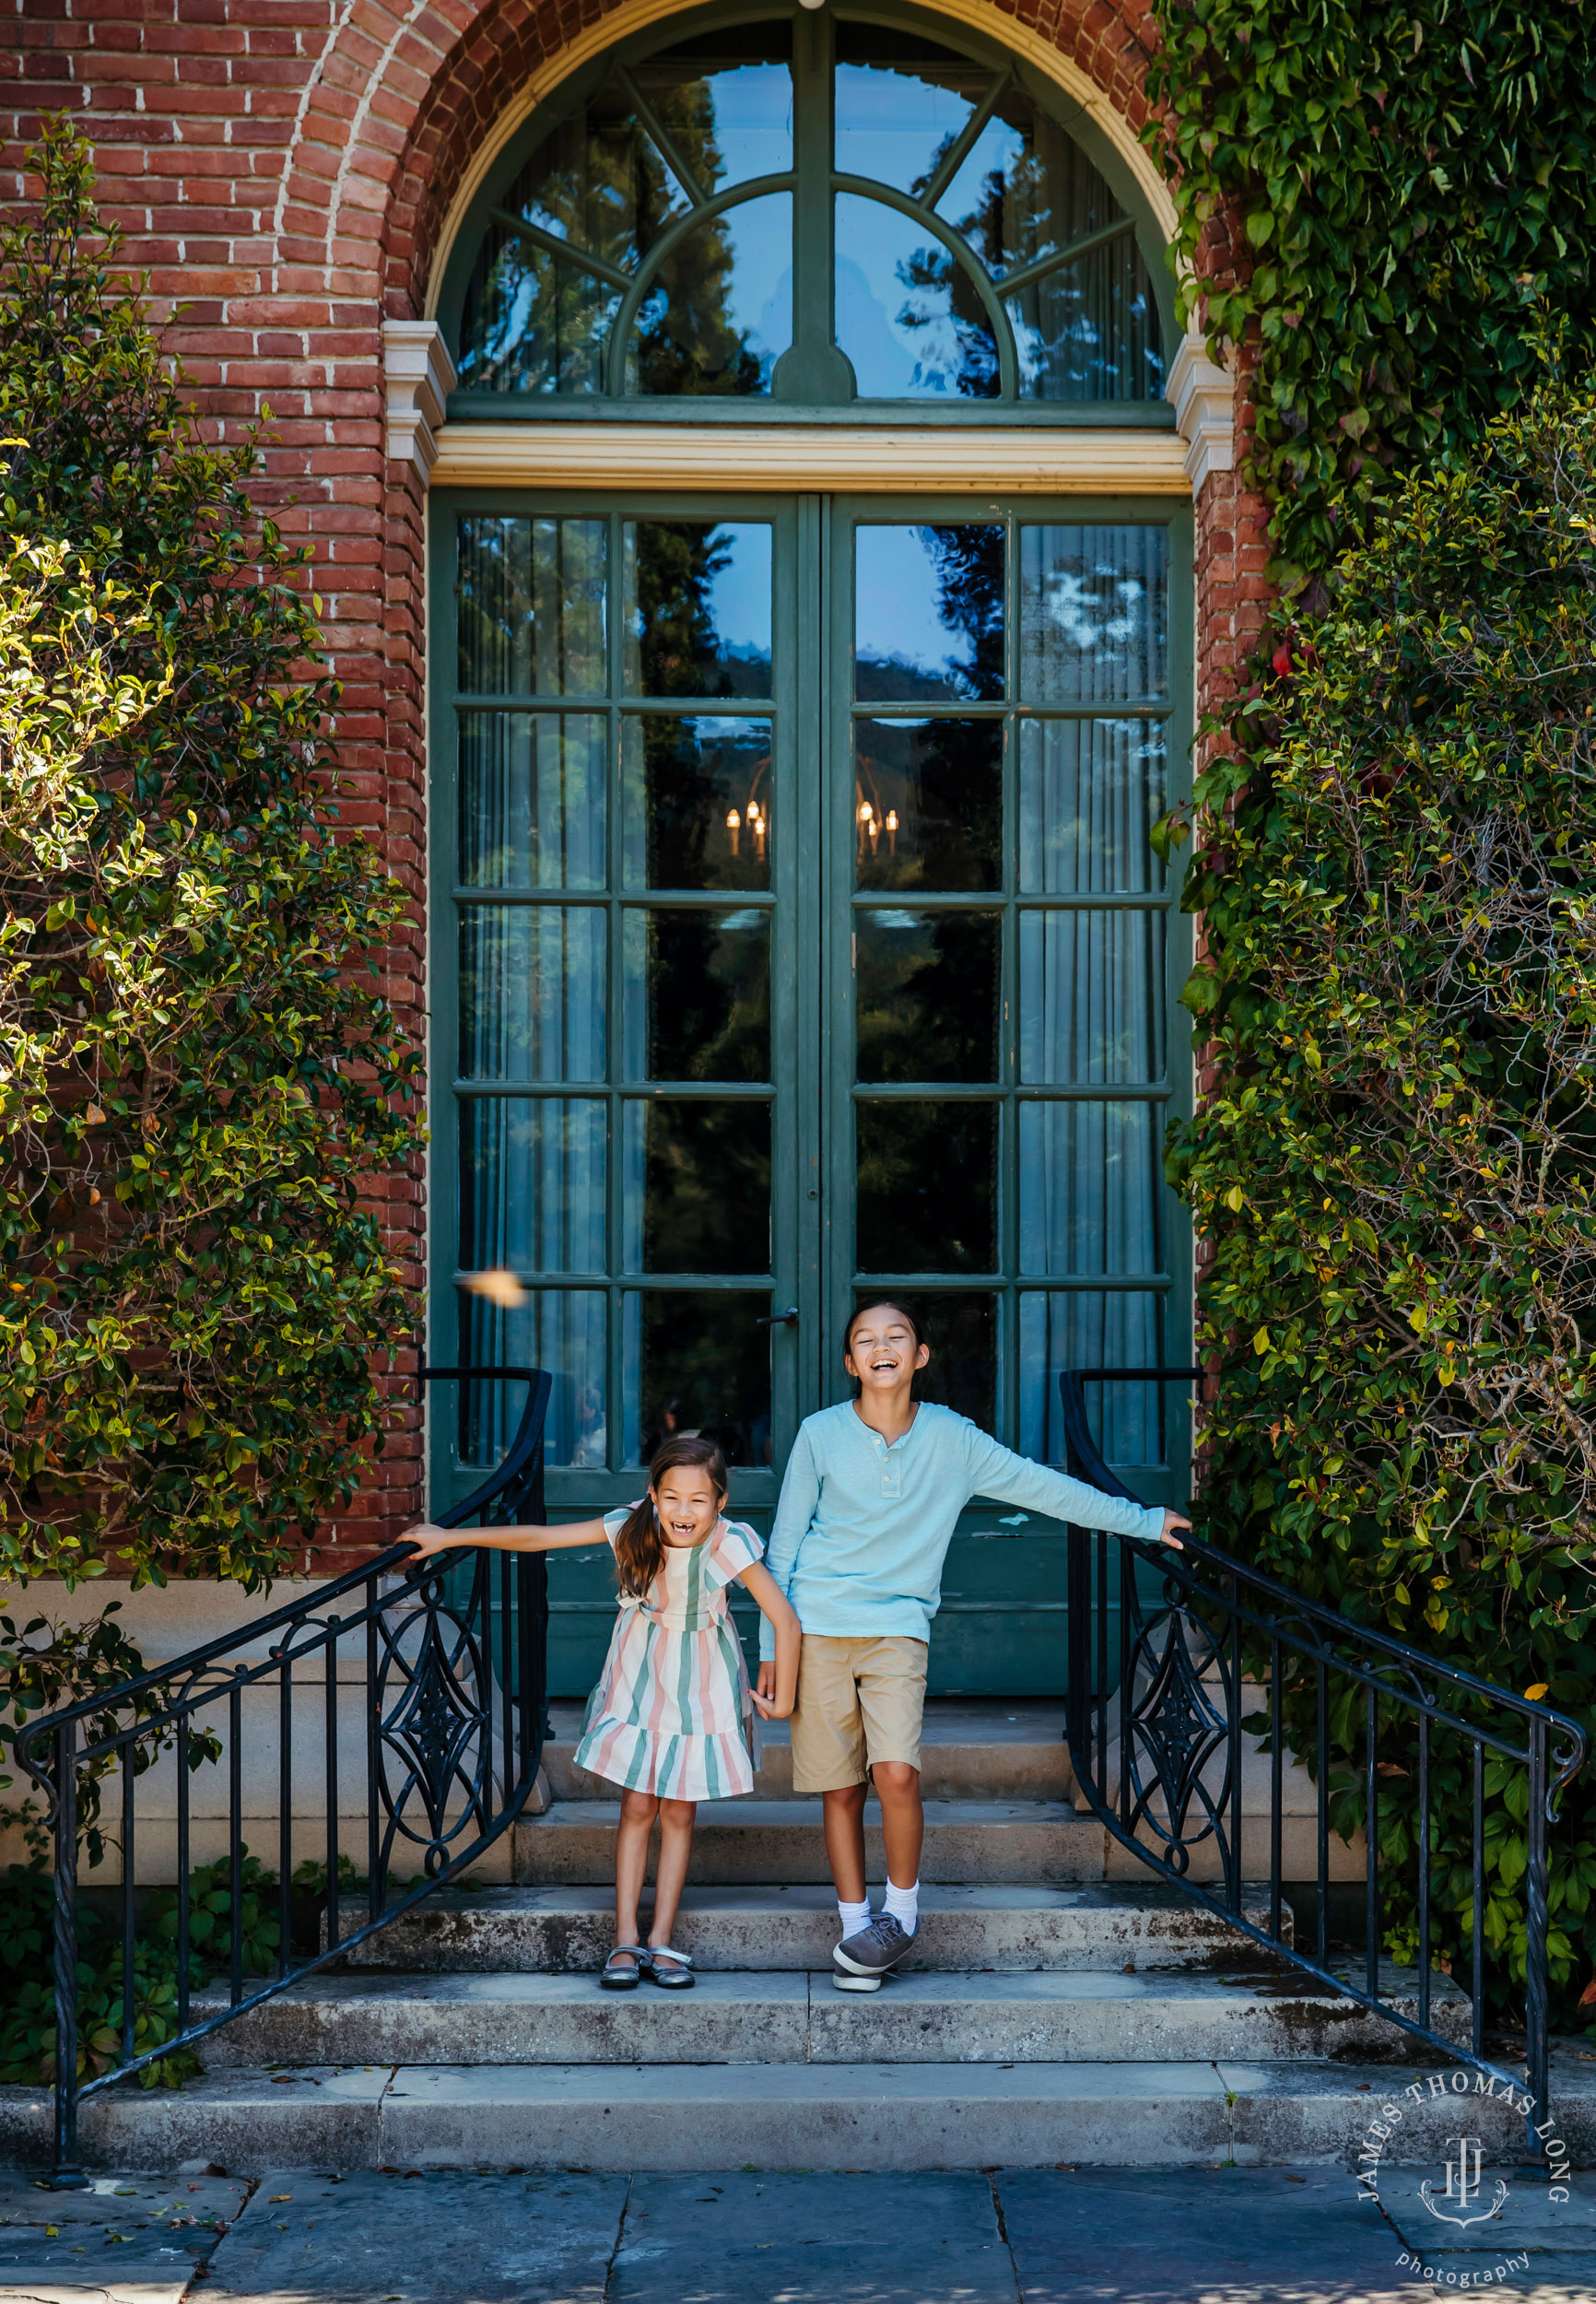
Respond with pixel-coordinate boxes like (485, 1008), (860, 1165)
(425, 0), (1175, 320)
(429, 422), (1191, 493)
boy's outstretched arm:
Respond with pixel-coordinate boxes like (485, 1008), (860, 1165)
(960, 1430), (1191, 1548)
(757, 1425), (819, 1690)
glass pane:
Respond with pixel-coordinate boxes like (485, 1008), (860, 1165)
(856, 1100), (996, 1273)
(836, 194), (1000, 400)
(833, 24), (990, 196)
(459, 906), (606, 1082)
(623, 521), (773, 699)
(1017, 911), (1167, 1085)
(623, 1099), (771, 1274)
(856, 1288), (995, 1431)
(1019, 525), (1168, 705)
(854, 719), (1003, 892)
(1012, 241), (1165, 403)
(939, 87), (1121, 274)
(457, 517), (605, 696)
(458, 712), (606, 890)
(623, 715), (772, 890)
(624, 1290), (773, 1466)
(855, 524), (1003, 703)
(460, 1096), (605, 1275)
(632, 25), (794, 189)
(460, 1288), (608, 1468)
(623, 909), (770, 1083)
(1018, 719), (1167, 895)
(1017, 1102), (1161, 1276)
(490, 83), (687, 266)
(1018, 1292), (1167, 1468)
(456, 234), (625, 395)
(628, 193), (792, 395)
(855, 910), (1000, 1083)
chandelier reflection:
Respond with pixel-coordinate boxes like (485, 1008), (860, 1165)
(856, 796), (898, 862)
(724, 796), (767, 863)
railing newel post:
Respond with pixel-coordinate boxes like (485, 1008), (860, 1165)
(1526, 1715), (1550, 2155)
(1269, 1636), (1283, 1945)
(50, 1721), (87, 2190)
(366, 1586), (382, 1926)
(1226, 1577), (1242, 1916)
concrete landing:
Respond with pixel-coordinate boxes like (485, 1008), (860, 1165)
(6, 2164), (1596, 2301)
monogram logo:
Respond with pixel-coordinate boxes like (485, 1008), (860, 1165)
(1420, 2136), (1508, 2231)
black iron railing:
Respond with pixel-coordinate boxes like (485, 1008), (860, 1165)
(16, 1363), (553, 2188)
(1061, 1367), (1588, 2128)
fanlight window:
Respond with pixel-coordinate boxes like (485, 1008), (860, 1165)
(451, 13), (1166, 406)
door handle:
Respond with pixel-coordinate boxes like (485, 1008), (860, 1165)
(757, 1306), (800, 1327)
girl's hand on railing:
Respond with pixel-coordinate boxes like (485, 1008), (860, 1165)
(1158, 1509), (1191, 1550)
(403, 1523), (461, 1562)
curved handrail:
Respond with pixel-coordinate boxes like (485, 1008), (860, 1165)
(1059, 1366), (1588, 2134)
(15, 1365), (554, 2188)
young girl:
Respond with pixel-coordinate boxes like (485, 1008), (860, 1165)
(405, 1434), (800, 1992)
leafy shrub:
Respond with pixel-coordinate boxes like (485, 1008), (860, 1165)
(1167, 370), (1596, 2016)
(0, 1853), (280, 2087)
(0, 123), (420, 1593)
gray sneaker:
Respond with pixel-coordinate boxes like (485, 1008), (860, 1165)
(832, 1912), (916, 1992)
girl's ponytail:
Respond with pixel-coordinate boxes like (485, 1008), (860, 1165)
(613, 1434), (729, 1599)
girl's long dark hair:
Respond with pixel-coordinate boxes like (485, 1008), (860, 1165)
(614, 1435), (729, 1599)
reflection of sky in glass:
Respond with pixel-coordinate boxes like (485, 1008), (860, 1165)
(834, 62), (975, 194)
(696, 63), (794, 185)
(856, 526), (988, 692)
(724, 192), (792, 369)
(705, 524), (773, 665)
(835, 196), (985, 397)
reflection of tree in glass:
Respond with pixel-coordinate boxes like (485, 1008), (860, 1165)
(642, 1103), (772, 1275)
(633, 80), (769, 395)
(890, 239), (1000, 398)
(856, 914), (1000, 1083)
(919, 523), (1005, 699)
(648, 914), (770, 1083)
(634, 522), (735, 696)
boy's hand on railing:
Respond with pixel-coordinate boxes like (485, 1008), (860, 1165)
(403, 1523), (460, 1562)
(1158, 1509), (1191, 1550)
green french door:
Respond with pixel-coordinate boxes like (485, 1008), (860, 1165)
(429, 488), (1191, 1691)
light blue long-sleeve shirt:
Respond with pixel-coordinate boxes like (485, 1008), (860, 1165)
(757, 1400), (1166, 1659)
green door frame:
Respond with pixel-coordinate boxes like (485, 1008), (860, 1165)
(428, 487), (1192, 1532)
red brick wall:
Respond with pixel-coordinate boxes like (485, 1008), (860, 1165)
(2, 0), (1271, 1565)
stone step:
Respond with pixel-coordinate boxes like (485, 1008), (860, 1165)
(514, 1799), (1101, 1886)
(337, 1882), (1289, 1974)
(542, 1699), (1074, 1805)
(6, 2052), (1584, 2173)
(196, 1964), (1469, 2071)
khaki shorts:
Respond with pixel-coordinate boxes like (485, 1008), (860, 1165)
(788, 1634), (929, 1794)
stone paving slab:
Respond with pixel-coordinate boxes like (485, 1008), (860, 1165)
(201, 2169), (628, 2303)
(610, 2170), (1016, 2303)
(0, 2169), (248, 2303)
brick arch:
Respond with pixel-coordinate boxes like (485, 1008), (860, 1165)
(274, 0), (1171, 323)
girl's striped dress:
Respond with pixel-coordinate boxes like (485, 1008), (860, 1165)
(573, 1512), (763, 1801)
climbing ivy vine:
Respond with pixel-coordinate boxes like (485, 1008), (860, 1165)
(1147, 0), (1596, 591)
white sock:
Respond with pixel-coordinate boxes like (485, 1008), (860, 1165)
(883, 1878), (920, 1937)
(838, 1896), (871, 1936)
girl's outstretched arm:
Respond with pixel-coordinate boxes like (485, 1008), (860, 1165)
(404, 1518), (610, 1561)
(738, 1561), (800, 1720)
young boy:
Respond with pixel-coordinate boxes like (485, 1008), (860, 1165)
(757, 1301), (1191, 1990)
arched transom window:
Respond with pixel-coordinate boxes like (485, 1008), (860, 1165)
(440, 6), (1170, 409)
